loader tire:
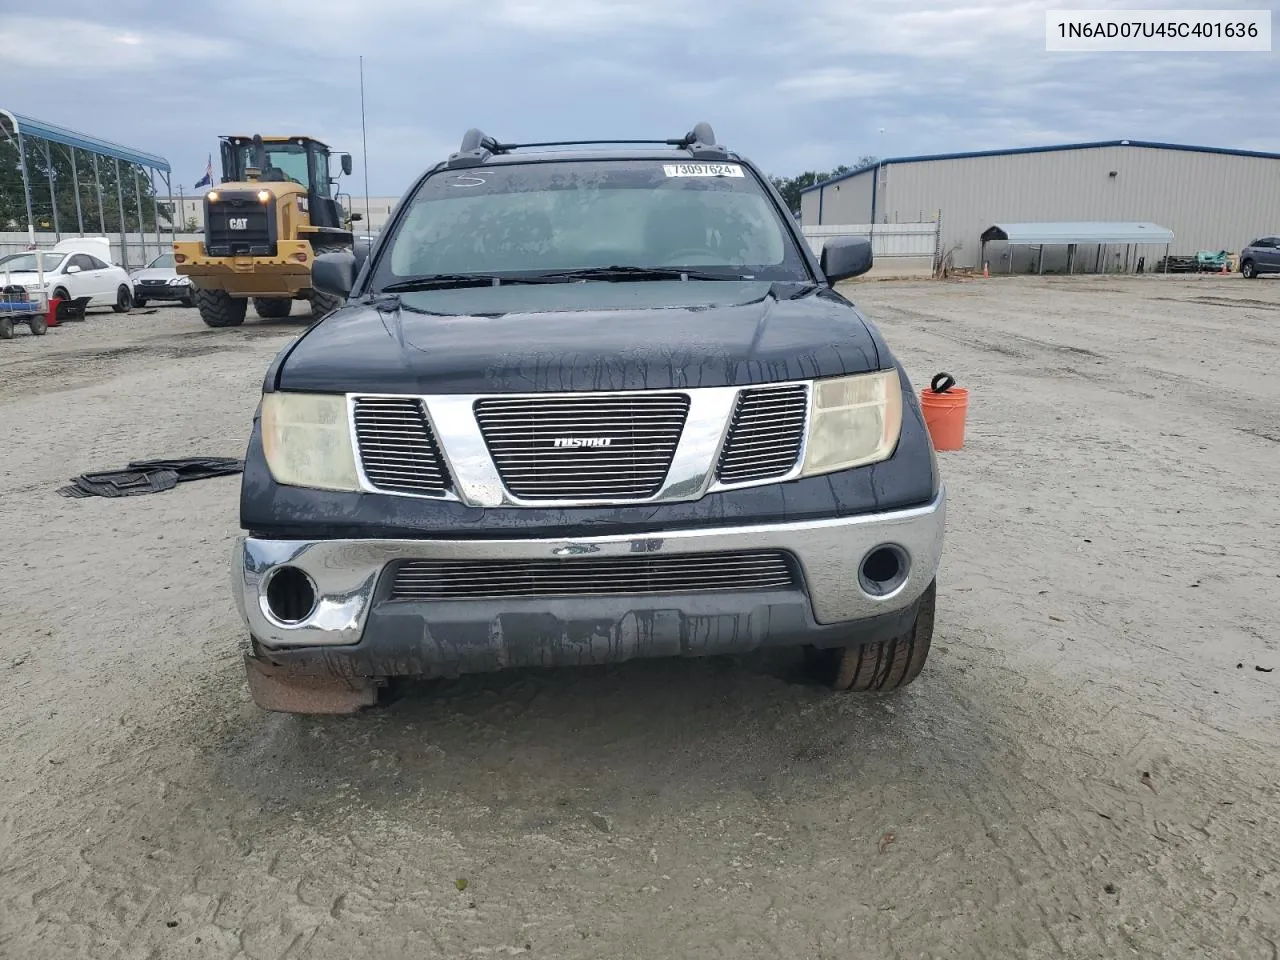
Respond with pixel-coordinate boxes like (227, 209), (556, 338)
(252, 297), (293, 320)
(195, 289), (247, 328)
(308, 286), (344, 321)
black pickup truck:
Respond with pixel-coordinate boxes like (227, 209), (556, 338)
(231, 123), (947, 714)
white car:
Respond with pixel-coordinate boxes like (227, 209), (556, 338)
(130, 252), (194, 307)
(0, 237), (134, 319)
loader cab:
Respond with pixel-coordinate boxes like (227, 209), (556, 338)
(218, 135), (353, 230)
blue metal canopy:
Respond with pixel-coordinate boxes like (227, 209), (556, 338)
(0, 109), (170, 172)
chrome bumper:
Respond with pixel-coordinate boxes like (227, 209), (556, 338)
(233, 487), (946, 650)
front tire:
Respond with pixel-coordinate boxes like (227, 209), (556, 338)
(112, 286), (132, 313)
(194, 288), (247, 328)
(1241, 259), (1257, 279)
(28, 313), (48, 336)
(252, 297), (293, 320)
(0, 317), (12, 340)
(808, 581), (936, 692)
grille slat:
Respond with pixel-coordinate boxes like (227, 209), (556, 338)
(716, 385), (809, 485)
(205, 196), (274, 256)
(474, 393), (690, 501)
(352, 397), (451, 495)
(388, 551), (796, 601)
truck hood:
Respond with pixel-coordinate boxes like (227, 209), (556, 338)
(275, 280), (884, 395)
(132, 268), (181, 282)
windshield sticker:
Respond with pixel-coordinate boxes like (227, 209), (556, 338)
(663, 163), (744, 178)
(448, 175), (487, 187)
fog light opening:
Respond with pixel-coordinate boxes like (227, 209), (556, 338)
(859, 544), (909, 598)
(265, 566), (317, 624)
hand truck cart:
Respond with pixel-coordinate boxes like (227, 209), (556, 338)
(1, 251), (53, 340)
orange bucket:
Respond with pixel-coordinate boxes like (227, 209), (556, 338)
(920, 372), (968, 451)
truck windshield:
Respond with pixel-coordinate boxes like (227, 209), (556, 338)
(235, 143), (309, 186)
(372, 159), (810, 287)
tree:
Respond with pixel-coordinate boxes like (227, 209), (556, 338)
(770, 156), (878, 217)
(0, 136), (173, 235)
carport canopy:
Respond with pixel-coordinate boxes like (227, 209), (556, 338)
(980, 221), (1174, 246)
(1, 108), (173, 268)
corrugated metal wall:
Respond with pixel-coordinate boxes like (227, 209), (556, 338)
(804, 144), (1280, 270)
(805, 169), (875, 225)
(799, 188), (822, 225)
(801, 222), (938, 258)
(875, 145), (1280, 269)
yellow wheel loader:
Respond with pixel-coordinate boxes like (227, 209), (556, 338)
(174, 135), (363, 327)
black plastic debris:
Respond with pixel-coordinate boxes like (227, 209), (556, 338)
(58, 457), (244, 499)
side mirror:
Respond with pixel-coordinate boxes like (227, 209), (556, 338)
(312, 251), (357, 299)
(66, 264), (81, 274)
(341, 154), (353, 176)
(348, 212), (363, 223)
(819, 236), (873, 284)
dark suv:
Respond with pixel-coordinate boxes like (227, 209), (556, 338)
(1239, 236), (1280, 279)
(231, 123), (947, 714)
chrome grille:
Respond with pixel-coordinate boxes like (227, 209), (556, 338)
(473, 393), (690, 501)
(388, 551), (796, 601)
(352, 396), (451, 495)
(716, 384), (809, 484)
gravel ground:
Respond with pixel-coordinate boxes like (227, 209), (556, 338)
(1, 277), (1277, 960)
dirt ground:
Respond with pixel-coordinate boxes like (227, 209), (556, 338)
(1, 277), (1277, 960)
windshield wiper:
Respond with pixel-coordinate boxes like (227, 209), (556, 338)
(377, 266), (755, 295)
(380, 274), (506, 292)
(769, 279), (822, 300)
(523, 266), (752, 283)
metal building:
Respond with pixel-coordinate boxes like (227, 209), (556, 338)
(799, 140), (1280, 272)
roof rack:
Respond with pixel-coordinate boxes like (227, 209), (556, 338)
(444, 122), (728, 169)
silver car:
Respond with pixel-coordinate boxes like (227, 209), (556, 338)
(130, 253), (195, 307)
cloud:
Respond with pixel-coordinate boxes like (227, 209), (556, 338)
(0, 17), (232, 73)
(775, 69), (901, 102)
(0, 0), (1271, 194)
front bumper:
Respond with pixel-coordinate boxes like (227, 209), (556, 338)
(232, 488), (946, 678)
(134, 283), (192, 301)
(173, 239), (313, 295)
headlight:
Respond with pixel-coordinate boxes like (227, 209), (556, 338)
(170, 276), (190, 285)
(799, 369), (903, 476)
(260, 392), (361, 492)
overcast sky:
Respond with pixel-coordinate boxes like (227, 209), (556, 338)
(1, 0), (1274, 196)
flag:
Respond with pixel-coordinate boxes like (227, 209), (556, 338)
(194, 155), (213, 189)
